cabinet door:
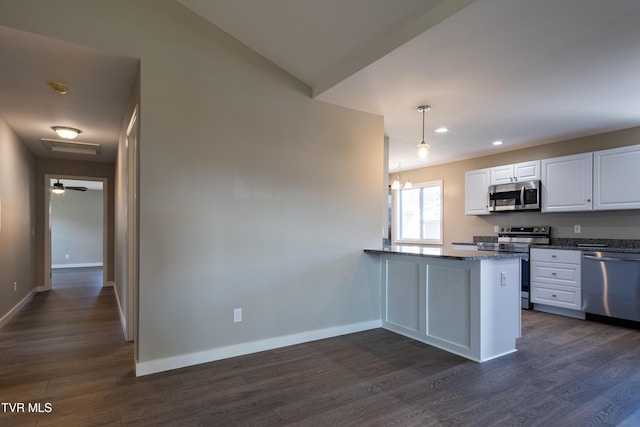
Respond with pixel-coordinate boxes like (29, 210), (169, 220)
(531, 282), (581, 310)
(465, 168), (490, 215)
(531, 261), (581, 287)
(514, 160), (540, 181)
(593, 144), (640, 210)
(490, 164), (514, 185)
(541, 153), (593, 212)
(530, 248), (581, 264)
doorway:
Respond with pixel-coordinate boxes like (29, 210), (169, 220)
(43, 175), (109, 292)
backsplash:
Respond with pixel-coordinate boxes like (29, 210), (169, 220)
(473, 236), (640, 249)
(548, 238), (640, 249)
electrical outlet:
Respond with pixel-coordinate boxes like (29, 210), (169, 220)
(494, 225), (500, 232)
(65, 254), (70, 260)
(500, 272), (507, 286)
(13, 282), (17, 292)
(233, 308), (242, 323)
(574, 225), (581, 234)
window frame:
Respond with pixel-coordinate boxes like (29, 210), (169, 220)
(392, 180), (443, 245)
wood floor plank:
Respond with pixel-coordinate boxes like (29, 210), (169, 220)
(2, 268), (640, 426)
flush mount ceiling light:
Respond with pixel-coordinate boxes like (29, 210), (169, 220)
(47, 81), (69, 95)
(52, 126), (81, 139)
(492, 140), (504, 146)
(434, 127), (449, 134)
(52, 179), (65, 194)
(417, 105), (431, 160)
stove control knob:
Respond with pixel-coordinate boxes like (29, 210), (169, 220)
(499, 227), (505, 233)
(533, 227), (539, 233)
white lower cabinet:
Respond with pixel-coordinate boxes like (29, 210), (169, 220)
(530, 248), (583, 315)
(380, 253), (522, 362)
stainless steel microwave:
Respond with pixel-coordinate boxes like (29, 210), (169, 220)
(488, 180), (541, 212)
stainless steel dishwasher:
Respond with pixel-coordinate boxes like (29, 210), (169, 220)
(582, 251), (640, 322)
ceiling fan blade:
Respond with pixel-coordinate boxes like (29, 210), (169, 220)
(66, 186), (88, 191)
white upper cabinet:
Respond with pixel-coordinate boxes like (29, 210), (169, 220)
(541, 153), (593, 212)
(593, 144), (640, 210)
(465, 168), (490, 215)
(490, 160), (540, 185)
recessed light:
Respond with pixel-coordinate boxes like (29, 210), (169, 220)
(434, 127), (448, 134)
(492, 140), (503, 146)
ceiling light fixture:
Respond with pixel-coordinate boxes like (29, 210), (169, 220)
(52, 179), (65, 194)
(52, 126), (81, 139)
(47, 81), (69, 95)
(417, 105), (431, 160)
(434, 127), (448, 134)
(391, 163), (412, 190)
(492, 140), (503, 146)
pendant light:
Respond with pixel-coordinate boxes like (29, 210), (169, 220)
(417, 105), (430, 160)
(391, 163), (412, 190)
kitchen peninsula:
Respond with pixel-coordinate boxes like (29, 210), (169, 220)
(365, 246), (525, 362)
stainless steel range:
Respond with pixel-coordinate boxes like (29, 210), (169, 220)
(478, 226), (551, 309)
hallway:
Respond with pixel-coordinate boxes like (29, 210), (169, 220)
(0, 268), (134, 426)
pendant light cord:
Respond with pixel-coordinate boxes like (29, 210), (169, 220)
(422, 108), (425, 142)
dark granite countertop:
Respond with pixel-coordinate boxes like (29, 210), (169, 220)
(365, 246), (526, 261)
(531, 244), (640, 254)
(471, 236), (640, 254)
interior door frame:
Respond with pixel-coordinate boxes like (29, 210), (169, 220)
(42, 174), (109, 291)
(125, 105), (139, 344)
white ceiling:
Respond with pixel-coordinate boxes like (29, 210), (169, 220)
(0, 25), (139, 163)
(179, 0), (640, 171)
(2, 1), (640, 172)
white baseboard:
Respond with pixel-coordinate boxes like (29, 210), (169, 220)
(52, 262), (103, 269)
(135, 319), (382, 377)
(0, 289), (36, 330)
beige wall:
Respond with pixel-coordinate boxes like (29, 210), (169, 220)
(51, 189), (103, 267)
(35, 158), (115, 284)
(395, 126), (640, 244)
(0, 118), (36, 322)
(0, 0), (385, 374)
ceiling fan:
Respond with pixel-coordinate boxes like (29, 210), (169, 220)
(51, 179), (88, 194)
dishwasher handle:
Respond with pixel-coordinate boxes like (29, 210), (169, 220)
(583, 254), (640, 263)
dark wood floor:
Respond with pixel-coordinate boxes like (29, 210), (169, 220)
(2, 268), (640, 426)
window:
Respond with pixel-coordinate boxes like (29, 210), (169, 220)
(393, 180), (443, 245)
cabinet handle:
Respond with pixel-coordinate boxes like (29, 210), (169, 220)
(552, 294), (557, 298)
(551, 272), (557, 276)
(551, 255), (557, 258)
